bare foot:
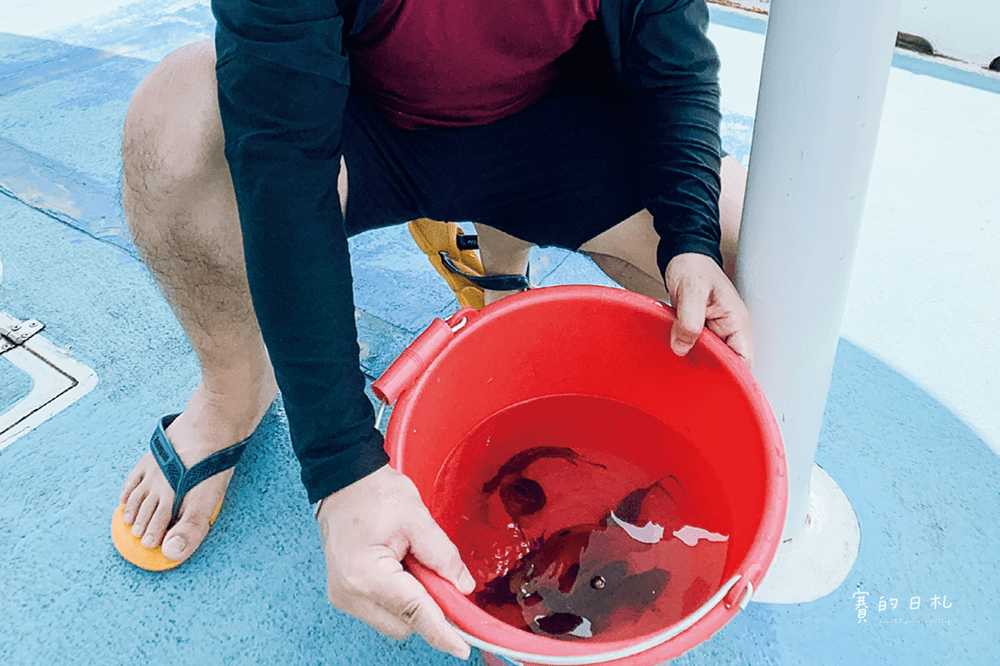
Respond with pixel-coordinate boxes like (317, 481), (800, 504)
(119, 374), (278, 563)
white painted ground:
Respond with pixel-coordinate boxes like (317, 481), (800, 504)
(711, 20), (1000, 457)
(0, 0), (205, 39)
(1, 0), (138, 36)
(719, 0), (1000, 67)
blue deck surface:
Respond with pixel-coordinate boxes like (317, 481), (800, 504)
(1, 4), (998, 665)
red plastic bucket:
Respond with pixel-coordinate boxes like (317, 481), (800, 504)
(372, 285), (786, 665)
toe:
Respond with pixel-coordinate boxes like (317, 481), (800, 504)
(141, 498), (175, 549)
(121, 453), (154, 514)
(130, 492), (160, 538)
(120, 466), (145, 506)
(161, 514), (210, 562)
(122, 483), (150, 526)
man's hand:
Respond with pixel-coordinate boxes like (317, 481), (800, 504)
(664, 252), (753, 367)
(317, 465), (476, 660)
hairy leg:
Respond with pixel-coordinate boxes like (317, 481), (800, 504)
(119, 40), (278, 563)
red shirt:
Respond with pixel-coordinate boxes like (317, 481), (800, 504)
(347, 0), (600, 128)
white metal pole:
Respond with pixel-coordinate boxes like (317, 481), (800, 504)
(735, 0), (903, 600)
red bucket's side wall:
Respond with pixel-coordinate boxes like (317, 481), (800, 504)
(385, 286), (785, 663)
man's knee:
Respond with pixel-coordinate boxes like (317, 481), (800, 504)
(121, 41), (226, 202)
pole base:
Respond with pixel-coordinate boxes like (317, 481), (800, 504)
(752, 463), (860, 604)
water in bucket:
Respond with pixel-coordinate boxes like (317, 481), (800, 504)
(431, 394), (733, 643)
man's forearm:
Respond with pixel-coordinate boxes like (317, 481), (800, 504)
(620, 0), (725, 274)
(214, 3), (388, 504)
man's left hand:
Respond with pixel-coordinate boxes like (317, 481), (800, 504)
(664, 252), (753, 367)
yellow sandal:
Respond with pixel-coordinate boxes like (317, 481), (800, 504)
(408, 219), (529, 309)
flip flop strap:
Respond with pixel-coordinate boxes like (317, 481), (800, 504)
(149, 413), (251, 519)
(439, 251), (531, 292)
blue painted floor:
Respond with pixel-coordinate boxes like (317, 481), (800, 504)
(1, 3), (998, 665)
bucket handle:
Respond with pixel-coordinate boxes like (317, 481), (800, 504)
(371, 308), (479, 408)
(452, 574), (743, 665)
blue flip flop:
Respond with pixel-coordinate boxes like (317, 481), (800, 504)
(110, 413), (251, 571)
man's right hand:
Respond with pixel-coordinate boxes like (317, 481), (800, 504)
(316, 465), (476, 660)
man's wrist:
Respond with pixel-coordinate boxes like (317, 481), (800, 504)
(301, 429), (389, 505)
